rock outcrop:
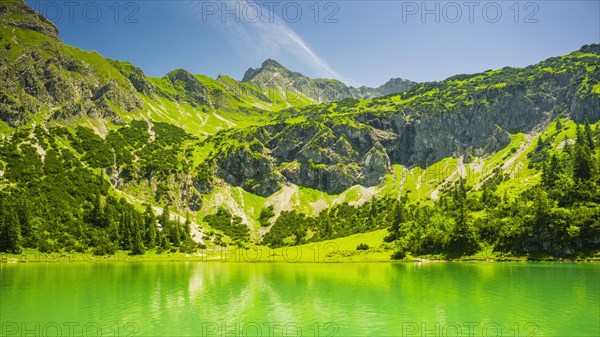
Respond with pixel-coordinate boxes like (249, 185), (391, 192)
(0, 0), (59, 39)
(210, 46), (600, 195)
(242, 59), (417, 103)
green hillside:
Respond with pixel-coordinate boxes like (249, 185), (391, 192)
(0, 0), (599, 260)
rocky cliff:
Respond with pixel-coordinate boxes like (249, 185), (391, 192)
(209, 45), (600, 195)
(1, 0), (599, 204)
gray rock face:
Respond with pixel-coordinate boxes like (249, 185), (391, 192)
(0, 0), (59, 40)
(378, 80), (597, 166)
(117, 65), (155, 96)
(92, 79), (143, 116)
(0, 46), (143, 126)
(211, 47), (600, 195)
(242, 59), (417, 102)
(215, 142), (282, 197)
(374, 78), (419, 97)
(165, 69), (210, 106)
(210, 121), (394, 194)
(360, 142), (392, 186)
(180, 174), (203, 212)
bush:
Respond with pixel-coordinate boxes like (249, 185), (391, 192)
(258, 205), (275, 227)
(356, 243), (369, 250)
(391, 250), (406, 260)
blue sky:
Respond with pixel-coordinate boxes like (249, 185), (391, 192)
(27, 0), (600, 87)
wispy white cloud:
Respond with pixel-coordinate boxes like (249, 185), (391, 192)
(187, 0), (353, 84)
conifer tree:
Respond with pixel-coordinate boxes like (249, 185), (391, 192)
(574, 142), (593, 182)
(0, 198), (22, 254)
(584, 120), (595, 150)
(144, 204), (157, 248)
(131, 215), (146, 255)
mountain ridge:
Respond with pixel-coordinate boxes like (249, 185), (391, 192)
(205, 43), (599, 196)
(0, 0), (413, 131)
(0, 0), (599, 259)
(242, 58), (417, 102)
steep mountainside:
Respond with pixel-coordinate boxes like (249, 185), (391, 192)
(0, 0), (599, 259)
(0, 1), (320, 133)
(209, 46), (600, 194)
(242, 59), (417, 102)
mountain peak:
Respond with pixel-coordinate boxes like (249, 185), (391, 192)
(242, 59), (289, 82)
(241, 58), (417, 102)
(579, 43), (600, 55)
(0, 0), (60, 40)
(261, 58), (284, 69)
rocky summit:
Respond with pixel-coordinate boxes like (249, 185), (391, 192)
(242, 59), (417, 103)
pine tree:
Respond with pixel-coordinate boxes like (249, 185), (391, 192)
(535, 137), (545, 151)
(169, 221), (181, 247)
(158, 205), (180, 246)
(542, 154), (565, 189)
(555, 117), (564, 131)
(447, 179), (476, 254)
(120, 210), (133, 250)
(448, 197), (475, 254)
(385, 201), (404, 242)
(183, 213), (191, 241)
(0, 204), (22, 254)
(534, 188), (551, 227)
(573, 143), (593, 182)
(91, 193), (105, 227)
(158, 229), (169, 250)
(16, 198), (35, 247)
(131, 215), (146, 255)
(369, 198), (378, 217)
(453, 178), (467, 209)
(144, 204), (157, 248)
(104, 198), (118, 241)
(541, 161), (550, 187)
(481, 184), (491, 205)
(576, 124), (584, 147)
(159, 205), (170, 228)
(323, 216), (332, 239)
(542, 154), (563, 189)
(584, 120), (595, 150)
(563, 135), (572, 156)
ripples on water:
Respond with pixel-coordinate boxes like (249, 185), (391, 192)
(1, 262), (598, 336)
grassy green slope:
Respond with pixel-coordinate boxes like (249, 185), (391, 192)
(2, 1), (599, 258)
(0, 5), (317, 138)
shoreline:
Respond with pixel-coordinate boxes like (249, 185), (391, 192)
(2, 249), (599, 264)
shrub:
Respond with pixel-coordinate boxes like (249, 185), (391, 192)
(356, 243), (369, 250)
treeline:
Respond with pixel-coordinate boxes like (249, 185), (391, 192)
(203, 207), (249, 246)
(64, 121), (196, 204)
(388, 120), (600, 258)
(259, 121), (600, 259)
(0, 188), (196, 255)
(261, 196), (400, 247)
(1, 120), (598, 258)
(0, 124), (196, 255)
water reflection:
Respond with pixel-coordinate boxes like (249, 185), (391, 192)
(1, 262), (598, 336)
